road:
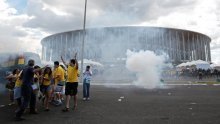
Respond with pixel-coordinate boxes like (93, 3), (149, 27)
(0, 84), (220, 124)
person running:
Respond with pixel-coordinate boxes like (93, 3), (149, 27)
(41, 67), (52, 111)
(53, 61), (65, 106)
(83, 65), (92, 101)
(61, 53), (79, 112)
(15, 60), (47, 121)
(34, 66), (42, 96)
(5, 69), (19, 105)
(14, 70), (23, 108)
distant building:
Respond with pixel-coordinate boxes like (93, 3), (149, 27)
(0, 52), (41, 68)
(41, 26), (211, 64)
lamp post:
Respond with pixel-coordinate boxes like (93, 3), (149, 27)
(80, 0), (87, 83)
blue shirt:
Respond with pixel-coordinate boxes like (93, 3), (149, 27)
(22, 66), (34, 86)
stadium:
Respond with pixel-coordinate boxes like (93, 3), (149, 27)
(41, 26), (211, 64)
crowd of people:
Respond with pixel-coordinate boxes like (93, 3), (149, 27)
(177, 68), (220, 80)
(5, 53), (93, 121)
(162, 68), (220, 80)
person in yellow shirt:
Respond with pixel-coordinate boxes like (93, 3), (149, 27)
(61, 53), (78, 112)
(14, 70), (23, 107)
(41, 67), (52, 111)
(53, 61), (65, 105)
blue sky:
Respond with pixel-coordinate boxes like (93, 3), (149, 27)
(7, 0), (27, 14)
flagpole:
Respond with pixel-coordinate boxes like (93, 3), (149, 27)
(80, 0), (87, 83)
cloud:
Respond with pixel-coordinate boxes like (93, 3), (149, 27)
(23, 0), (197, 31)
(211, 49), (220, 64)
(24, 0), (220, 63)
(0, 0), (219, 63)
(0, 0), (47, 54)
(23, 0), (85, 33)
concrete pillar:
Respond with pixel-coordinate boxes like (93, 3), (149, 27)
(204, 39), (207, 61)
(196, 34), (199, 60)
(192, 34), (195, 60)
(175, 31), (179, 61)
(161, 31), (164, 52)
(205, 39), (208, 61)
(193, 34), (198, 60)
(182, 32), (186, 61)
(168, 31), (172, 60)
(185, 33), (188, 61)
(201, 36), (205, 61)
(171, 31), (174, 61)
(207, 40), (211, 62)
(187, 32), (191, 61)
(206, 38), (209, 61)
(174, 31), (177, 61)
(198, 35), (202, 60)
(51, 38), (54, 61)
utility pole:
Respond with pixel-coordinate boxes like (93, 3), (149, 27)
(80, 0), (87, 83)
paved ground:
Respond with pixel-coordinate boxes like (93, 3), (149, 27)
(1, 84), (220, 124)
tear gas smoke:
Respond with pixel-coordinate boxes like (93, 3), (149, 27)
(126, 49), (166, 89)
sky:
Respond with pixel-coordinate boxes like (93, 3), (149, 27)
(0, 0), (220, 63)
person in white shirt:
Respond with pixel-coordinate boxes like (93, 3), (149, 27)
(83, 65), (92, 101)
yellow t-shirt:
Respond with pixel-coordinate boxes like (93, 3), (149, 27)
(43, 74), (51, 86)
(53, 66), (65, 84)
(67, 65), (78, 83)
(15, 74), (22, 87)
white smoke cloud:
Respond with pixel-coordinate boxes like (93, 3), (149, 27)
(126, 49), (166, 89)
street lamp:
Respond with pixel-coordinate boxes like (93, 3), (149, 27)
(80, 0), (87, 83)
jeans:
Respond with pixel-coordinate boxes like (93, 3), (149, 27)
(83, 80), (90, 98)
(16, 85), (36, 118)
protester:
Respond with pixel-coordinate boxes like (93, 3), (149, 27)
(52, 61), (65, 106)
(32, 65), (41, 111)
(5, 69), (19, 105)
(61, 53), (79, 112)
(83, 65), (92, 101)
(15, 60), (46, 121)
(41, 67), (52, 111)
(14, 70), (23, 108)
(60, 65), (67, 101)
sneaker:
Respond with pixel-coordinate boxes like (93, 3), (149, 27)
(62, 108), (69, 112)
(54, 101), (62, 106)
(8, 102), (15, 106)
(86, 97), (90, 101)
(83, 98), (86, 101)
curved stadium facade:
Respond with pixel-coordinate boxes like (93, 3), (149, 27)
(41, 26), (211, 64)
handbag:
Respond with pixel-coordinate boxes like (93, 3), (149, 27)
(5, 81), (15, 90)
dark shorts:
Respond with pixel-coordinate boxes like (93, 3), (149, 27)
(65, 82), (78, 96)
(40, 85), (51, 94)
